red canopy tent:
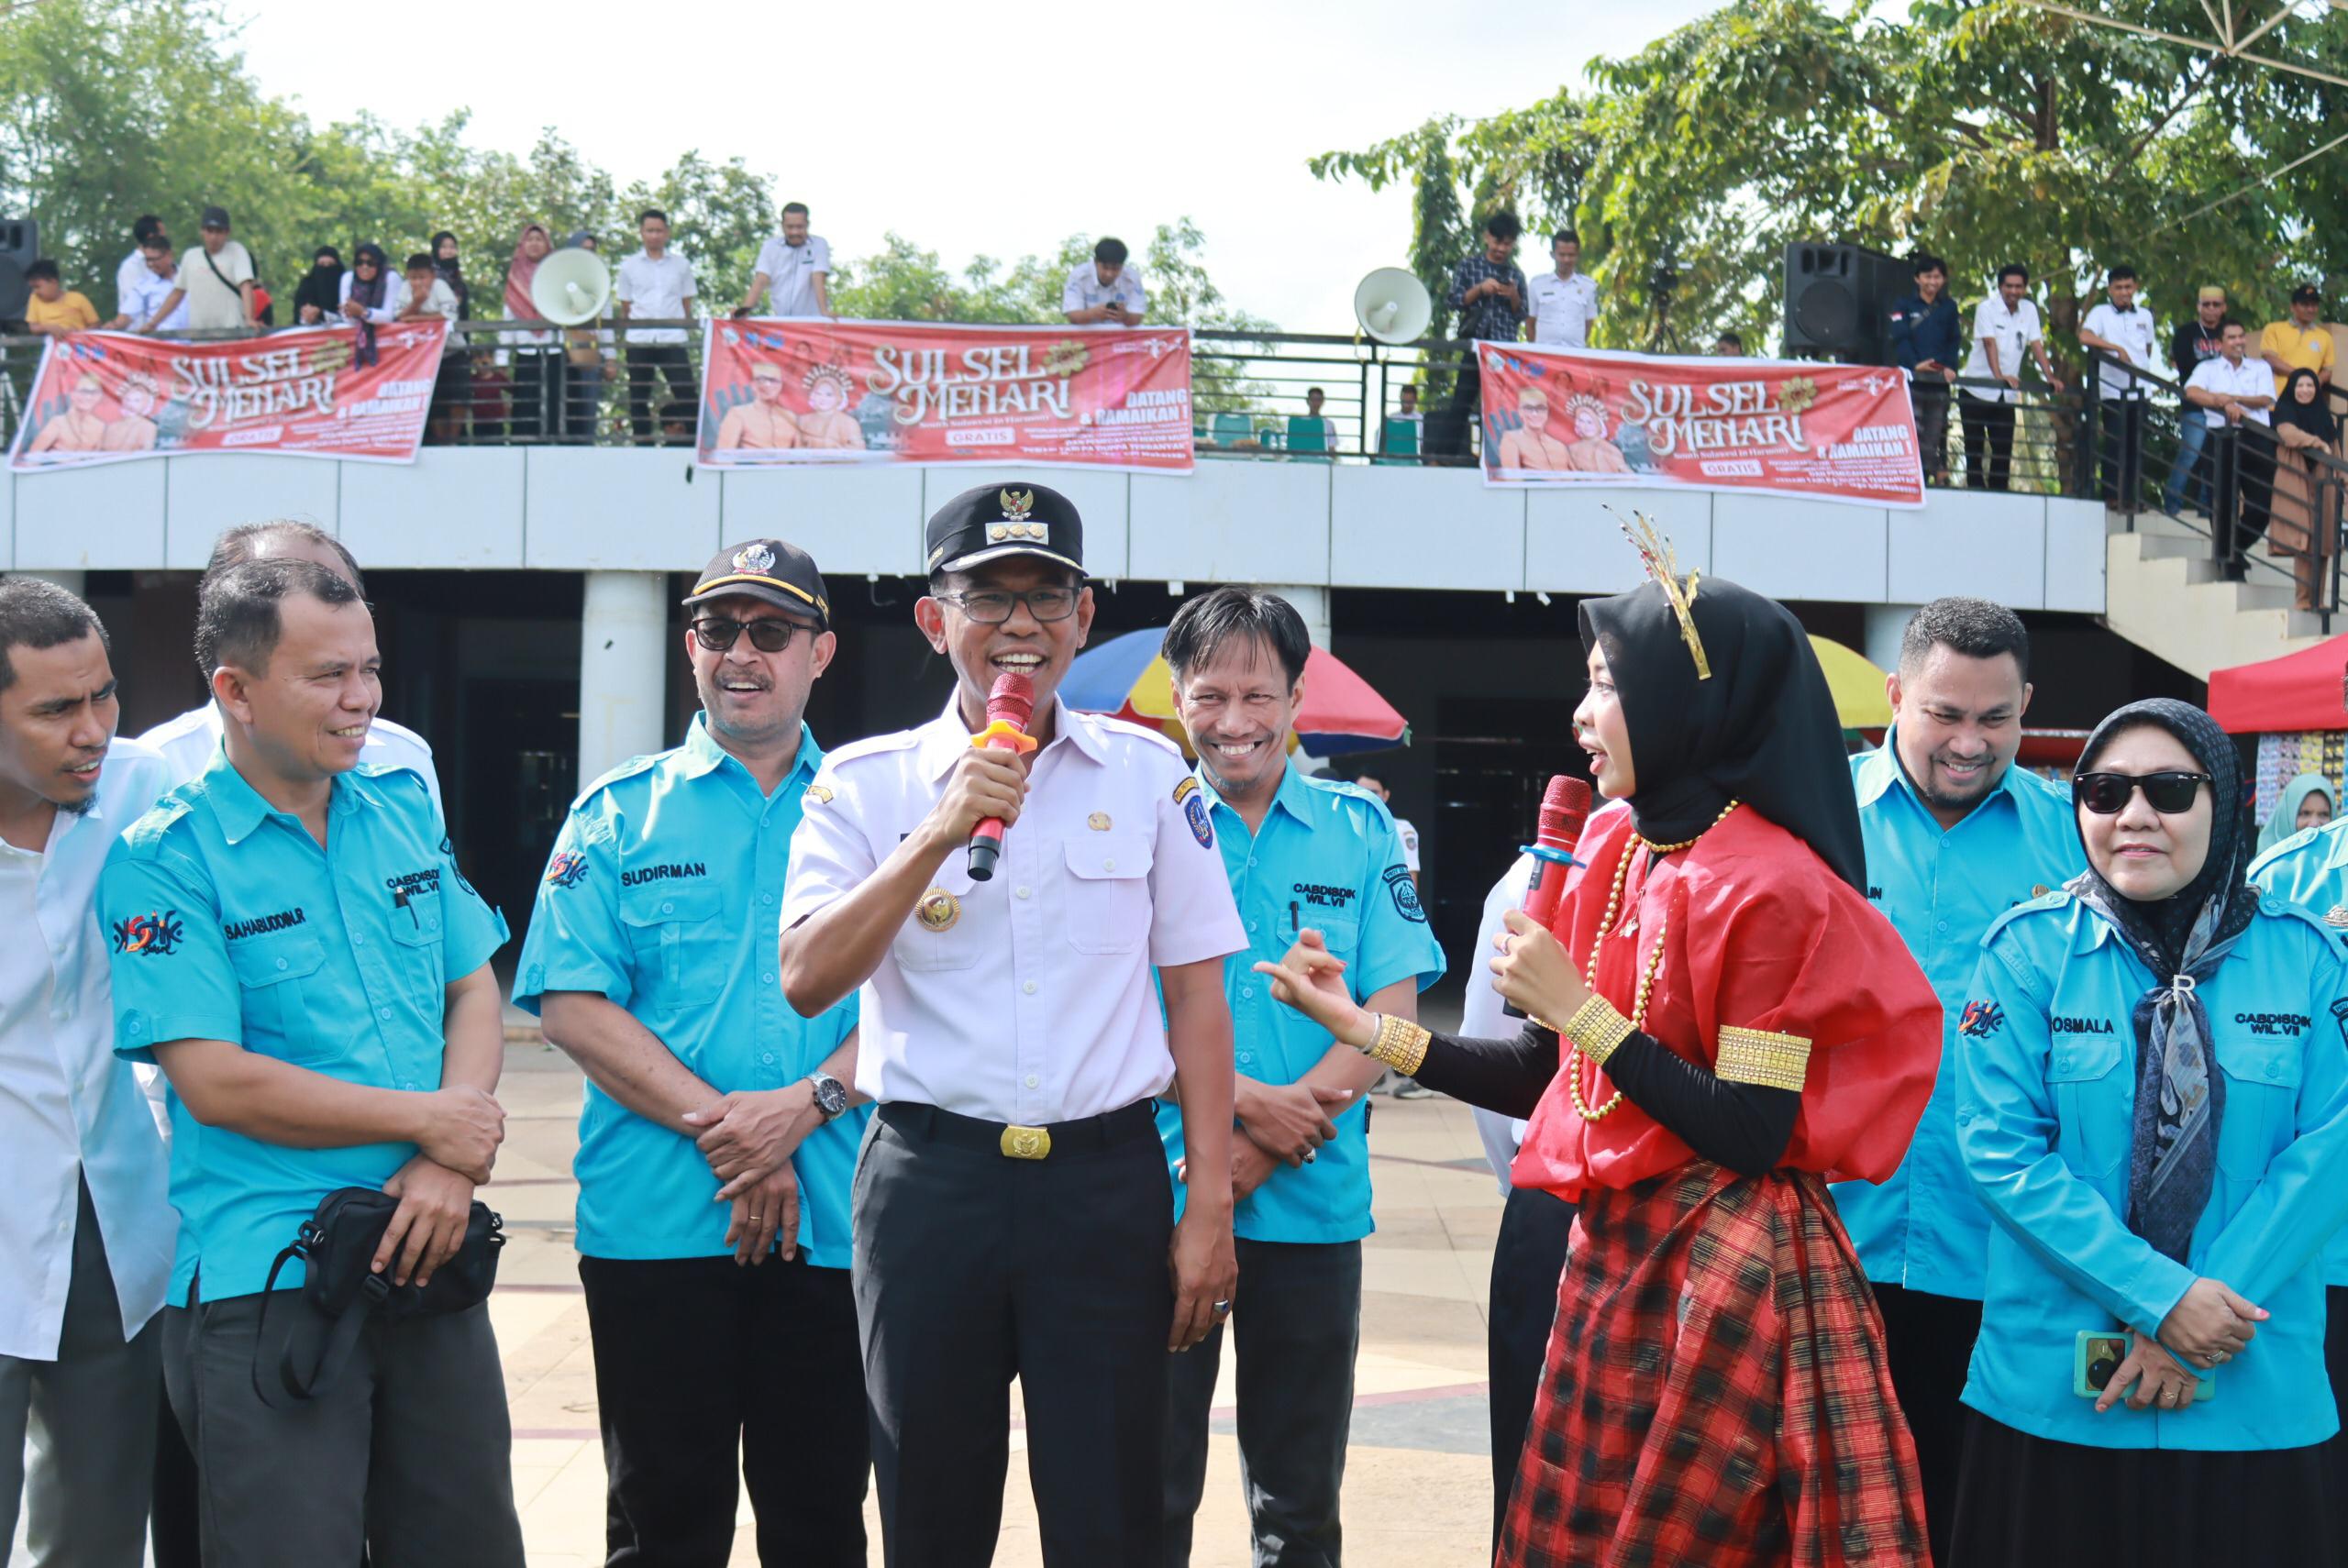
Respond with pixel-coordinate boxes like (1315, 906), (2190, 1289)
(2208, 634), (2348, 734)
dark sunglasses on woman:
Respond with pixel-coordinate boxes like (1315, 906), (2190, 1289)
(691, 616), (807, 653)
(2072, 770), (2211, 815)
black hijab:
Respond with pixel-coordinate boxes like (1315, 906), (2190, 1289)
(1578, 572), (1867, 890)
(2066, 698), (2258, 1264)
(2274, 368), (2340, 447)
(293, 248), (343, 316)
(431, 230), (469, 315)
(347, 244), (390, 309)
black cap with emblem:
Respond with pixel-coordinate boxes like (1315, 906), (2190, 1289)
(682, 539), (830, 629)
(925, 482), (1084, 579)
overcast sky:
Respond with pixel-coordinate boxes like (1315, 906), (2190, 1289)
(230, 0), (1721, 332)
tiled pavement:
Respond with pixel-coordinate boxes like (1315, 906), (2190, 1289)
(490, 1023), (1510, 1568)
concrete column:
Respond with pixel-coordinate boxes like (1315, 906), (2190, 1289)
(1862, 602), (1922, 676)
(17, 569), (86, 597)
(1269, 584), (1330, 648)
(578, 571), (669, 786)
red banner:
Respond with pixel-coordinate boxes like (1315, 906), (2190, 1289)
(697, 318), (1194, 473)
(8, 324), (447, 471)
(1478, 343), (1925, 508)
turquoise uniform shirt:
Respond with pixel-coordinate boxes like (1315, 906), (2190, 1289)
(1958, 892), (2348, 1450)
(2246, 817), (2348, 1286)
(513, 719), (866, 1268)
(1157, 764), (1445, 1243)
(1832, 740), (2083, 1299)
(101, 754), (507, 1304)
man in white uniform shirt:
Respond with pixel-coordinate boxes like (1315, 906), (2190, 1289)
(1062, 237), (1147, 326)
(616, 209), (700, 444)
(779, 481), (1243, 1566)
(2185, 318), (2279, 580)
(1525, 229), (1600, 348)
(115, 215), (167, 315)
(737, 202), (830, 318)
(136, 523), (442, 818)
(2077, 264), (2160, 508)
(0, 579), (176, 1567)
(110, 235), (188, 334)
(1957, 261), (2065, 491)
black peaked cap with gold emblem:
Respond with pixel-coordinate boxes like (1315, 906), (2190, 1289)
(682, 539), (830, 628)
(925, 482), (1084, 578)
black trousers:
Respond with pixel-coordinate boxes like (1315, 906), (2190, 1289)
(854, 1100), (1171, 1568)
(150, 1386), (201, 1567)
(1162, 1239), (1361, 1568)
(1959, 392), (2015, 491)
(1434, 358), (1481, 459)
(2096, 396), (2147, 508)
(1911, 380), (1951, 481)
(2211, 423), (2280, 578)
(1872, 1283), (1982, 1568)
(579, 1253), (867, 1568)
(626, 346), (697, 441)
(1486, 1185), (1574, 1553)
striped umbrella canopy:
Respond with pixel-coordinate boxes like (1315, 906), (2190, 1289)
(1061, 626), (1410, 757)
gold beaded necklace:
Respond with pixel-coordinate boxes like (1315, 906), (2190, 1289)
(1568, 800), (1742, 1121)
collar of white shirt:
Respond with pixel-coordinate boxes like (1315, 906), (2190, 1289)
(914, 692), (1109, 780)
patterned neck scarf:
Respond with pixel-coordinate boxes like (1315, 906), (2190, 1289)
(2066, 699), (2258, 1264)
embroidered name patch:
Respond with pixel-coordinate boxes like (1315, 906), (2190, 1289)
(223, 908), (307, 942)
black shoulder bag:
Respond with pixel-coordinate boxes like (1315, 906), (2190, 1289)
(252, 1187), (505, 1408)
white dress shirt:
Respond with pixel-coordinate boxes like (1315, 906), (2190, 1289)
(0, 737), (177, 1358)
(1527, 271), (1600, 348)
(2186, 356), (2277, 428)
(615, 251), (698, 345)
(2082, 300), (2160, 400)
(119, 262), (188, 331)
(1960, 295), (2043, 404)
(782, 697), (1246, 1125)
(136, 705), (443, 820)
(1060, 260), (1148, 321)
(753, 235), (831, 316)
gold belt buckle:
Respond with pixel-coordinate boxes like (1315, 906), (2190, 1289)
(999, 1124), (1052, 1160)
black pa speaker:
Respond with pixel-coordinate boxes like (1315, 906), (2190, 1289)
(0, 218), (37, 323)
(1782, 241), (1909, 365)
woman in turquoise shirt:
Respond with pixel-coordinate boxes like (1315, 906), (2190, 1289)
(1952, 699), (2348, 1566)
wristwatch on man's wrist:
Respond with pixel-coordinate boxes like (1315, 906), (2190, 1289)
(805, 1071), (849, 1121)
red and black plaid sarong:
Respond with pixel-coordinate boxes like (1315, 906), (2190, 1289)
(1500, 1162), (1928, 1568)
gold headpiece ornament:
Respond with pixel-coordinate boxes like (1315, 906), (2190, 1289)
(1613, 508), (1711, 680)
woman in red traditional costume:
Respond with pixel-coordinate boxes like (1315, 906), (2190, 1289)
(1258, 527), (1941, 1566)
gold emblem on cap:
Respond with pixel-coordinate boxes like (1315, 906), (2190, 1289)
(1000, 488), (1036, 523)
(1088, 812), (1112, 831)
(735, 542), (777, 575)
(915, 888), (960, 933)
(2327, 905), (2348, 928)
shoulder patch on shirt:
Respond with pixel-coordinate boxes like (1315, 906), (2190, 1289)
(1184, 792), (1213, 848)
(1957, 999), (2004, 1038)
(111, 910), (187, 956)
(1382, 864), (1426, 922)
(1173, 776), (1200, 806)
(544, 851), (590, 889)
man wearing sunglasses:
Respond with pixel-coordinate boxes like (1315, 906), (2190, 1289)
(2246, 708), (2348, 1449)
(779, 483), (1246, 1565)
(1833, 597), (2082, 1562)
(515, 539), (873, 1566)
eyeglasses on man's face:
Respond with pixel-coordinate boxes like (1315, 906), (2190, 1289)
(934, 587), (1080, 624)
(691, 615), (809, 653)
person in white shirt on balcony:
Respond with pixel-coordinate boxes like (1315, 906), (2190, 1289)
(2184, 318), (2279, 582)
(2078, 264), (2161, 508)
(1958, 262), (2066, 491)
(737, 202), (830, 318)
(617, 210), (700, 445)
(1062, 237), (1147, 326)
(0, 578), (177, 1568)
(1526, 230), (1600, 348)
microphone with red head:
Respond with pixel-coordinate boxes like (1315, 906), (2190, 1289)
(1503, 774), (1592, 1019)
(966, 671), (1039, 882)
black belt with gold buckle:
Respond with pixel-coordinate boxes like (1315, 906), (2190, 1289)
(877, 1099), (1157, 1162)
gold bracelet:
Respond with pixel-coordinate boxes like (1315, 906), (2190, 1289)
(1560, 994), (1636, 1066)
(1716, 1026), (1812, 1092)
(1361, 1013), (1432, 1077)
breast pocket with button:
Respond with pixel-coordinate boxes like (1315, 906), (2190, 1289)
(619, 883), (727, 1009)
(227, 927), (332, 1065)
(2213, 1032), (2305, 1180)
(387, 887), (447, 1005)
(2044, 1032), (2130, 1177)
(1064, 834), (1153, 955)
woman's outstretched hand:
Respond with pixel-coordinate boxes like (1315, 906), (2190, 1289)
(1253, 930), (1377, 1049)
